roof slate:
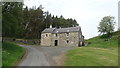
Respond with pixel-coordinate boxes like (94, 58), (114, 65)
(42, 28), (56, 33)
(42, 26), (80, 33)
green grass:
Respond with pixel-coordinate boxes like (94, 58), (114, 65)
(2, 42), (25, 67)
(64, 31), (119, 66)
(64, 47), (118, 66)
(85, 35), (118, 49)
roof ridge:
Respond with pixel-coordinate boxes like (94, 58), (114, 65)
(42, 26), (81, 33)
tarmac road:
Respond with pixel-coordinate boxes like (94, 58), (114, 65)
(17, 45), (73, 66)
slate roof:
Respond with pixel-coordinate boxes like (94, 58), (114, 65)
(42, 28), (56, 33)
(42, 26), (81, 33)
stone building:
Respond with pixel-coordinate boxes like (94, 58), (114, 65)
(41, 26), (84, 46)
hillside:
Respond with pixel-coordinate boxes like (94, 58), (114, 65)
(64, 30), (119, 66)
(85, 30), (119, 48)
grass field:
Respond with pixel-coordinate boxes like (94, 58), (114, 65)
(2, 42), (25, 67)
(64, 31), (119, 66)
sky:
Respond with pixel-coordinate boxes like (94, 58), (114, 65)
(24, 0), (119, 39)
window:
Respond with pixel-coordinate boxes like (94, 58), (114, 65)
(66, 40), (69, 43)
(66, 33), (69, 36)
(56, 34), (57, 37)
(46, 34), (48, 37)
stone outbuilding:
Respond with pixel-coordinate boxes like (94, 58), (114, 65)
(41, 26), (84, 46)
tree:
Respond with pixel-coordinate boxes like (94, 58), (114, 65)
(2, 2), (23, 38)
(98, 16), (116, 37)
(2, 3), (79, 39)
(44, 11), (52, 28)
(23, 5), (45, 39)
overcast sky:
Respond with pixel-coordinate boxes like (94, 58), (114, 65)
(24, 0), (119, 39)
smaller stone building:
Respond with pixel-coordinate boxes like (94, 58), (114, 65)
(41, 26), (84, 46)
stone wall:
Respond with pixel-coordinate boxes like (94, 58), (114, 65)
(3, 38), (40, 45)
(51, 32), (79, 46)
(41, 31), (84, 46)
(41, 33), (52, 46)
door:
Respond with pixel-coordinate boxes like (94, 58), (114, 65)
(55, 40), (58, 46)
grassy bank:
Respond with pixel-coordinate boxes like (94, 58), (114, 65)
(2, 42), (25, 67)
(64, 31), (119, 66)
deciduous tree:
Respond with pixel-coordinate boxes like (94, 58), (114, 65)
(98, 16), (116, 37)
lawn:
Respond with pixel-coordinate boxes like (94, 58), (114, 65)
(64, 31), (119, 66)
(2, 42), (25, 67)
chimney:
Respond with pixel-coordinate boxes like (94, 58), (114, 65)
(59, 27), (61, 29)
(50, 25), (52, 28)
(72, 25), (74, 27)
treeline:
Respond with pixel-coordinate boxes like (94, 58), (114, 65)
(2, 2), (79, 39)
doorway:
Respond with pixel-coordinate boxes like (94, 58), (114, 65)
(55, 40), (58, 46)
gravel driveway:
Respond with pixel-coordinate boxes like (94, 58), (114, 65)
(17, 45), (74, 66)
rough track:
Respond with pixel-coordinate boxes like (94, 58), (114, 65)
(17, 45), (73, 66)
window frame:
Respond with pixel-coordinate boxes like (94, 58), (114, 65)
(66, 32), (69, 37)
